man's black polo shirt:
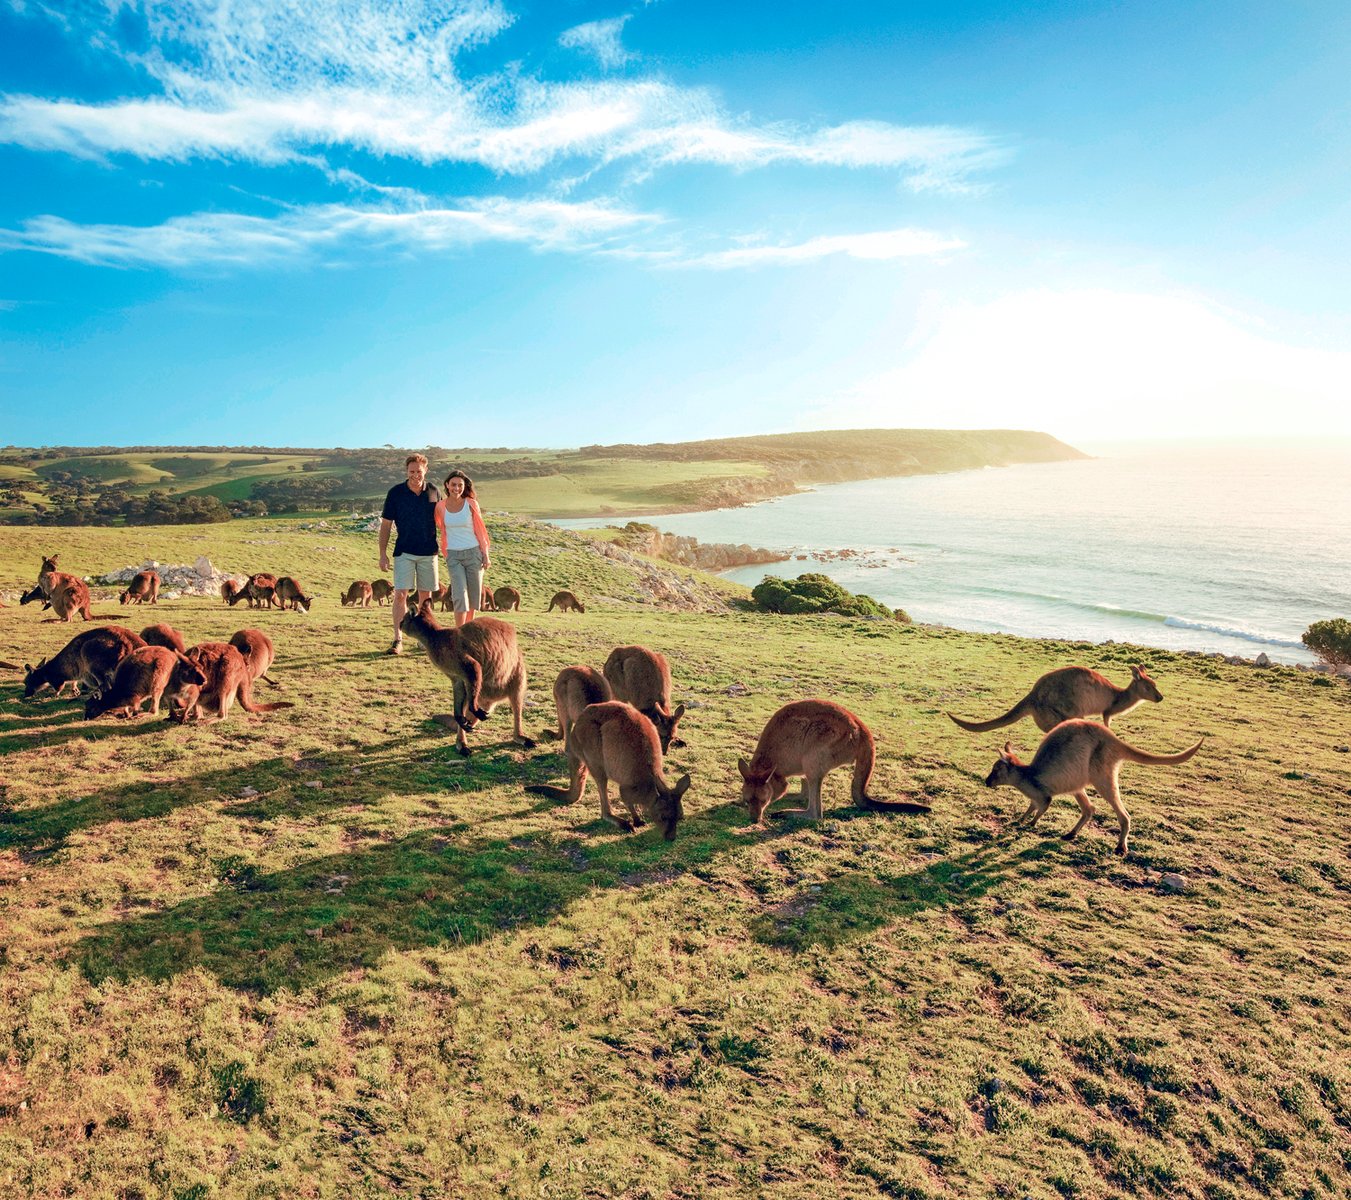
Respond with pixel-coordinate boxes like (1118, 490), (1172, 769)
(381, 481), (442, 557)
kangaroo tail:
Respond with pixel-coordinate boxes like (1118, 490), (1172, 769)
(849, 723), (876, 805)
(235, 676), (295, 714)
(946, 698), (1030, 733)
(525, 784), (571, 800)
(861, 796), (934, 815)
(1123, 737), (1204, 767)
(0, 659), (21, 670)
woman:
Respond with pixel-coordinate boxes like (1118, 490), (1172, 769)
(435, 469), (492, 627)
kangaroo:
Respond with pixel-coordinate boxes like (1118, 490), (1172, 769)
(948, 665), (1164, 734)
(85, 647), (207, 720)
(170, 643), (294, 724)
(140, 623), (187, 653)
(228, 628), (279, 687)
(244, 573), (280, 609)
(492, 586), (521, 612)
(527, 701), (689, 840)
(400, 601), (535, 756)
(220, 578), (249, 606)
(342, 581), (374, 608)
(46, 577), (92, 622)
(546, 590), (585, 613)
(427, 584), (452, 613)
(738, 699), (932, 823)
(548, 665), (612, 741)
(275, 576), (312, 612)
(23, 626), (144, 699)
(985, 719), (1203, 856)
(479, 585), (496, 612)
(603, 645), (686, 753)
(19, 584), (48, 608)
(370, 579), (393, 606)
(119, 570), (160, 606)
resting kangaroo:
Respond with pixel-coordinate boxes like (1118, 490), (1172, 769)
(527, 701), (689, 840)
(986, 719), (1203, 856)
(370, 579), (393, 606)
(603, 645), (686, 752)
(85, 647), (206, 720)
(546, 590), (585, 613)
(548, 665), (612, 741)
(170, 643), (294, 724)
(342, 581), (374, 608)
(275, 576), (312, 612)
(492, 586), (521, 612)
(23, 626), (144, 699)
(119, 570), (160, 606)
(140, 623), (186, 653)
(738, 699), (931, 823)
(948, 665), (1163, 734)
(400, 601), (535, 756)
(228, 628), (279, 687)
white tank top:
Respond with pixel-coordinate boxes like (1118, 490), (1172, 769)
(443, 501), (479, 550)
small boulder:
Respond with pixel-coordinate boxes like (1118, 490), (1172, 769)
(1158, 872), (1190, 894)
(1254, 652), (1271, 668)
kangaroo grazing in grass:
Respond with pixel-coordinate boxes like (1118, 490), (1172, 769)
(140, 623), (186, 653)
(220, 578), (250, 606)
(492, 586), (521, 612)
(479, 585), (495, 611)
(244, 573), (279, 609)
(370, 579), (393, 606)
(528, 701), (690, 840)
(738, 699), (932, 823)
(170, 643), (294, 724)
(948, 665), (1163, 734)
(603, 645), (686, 753)
(985, 719), (1203, 856)
(119, 570), (160, 606)
(548, 665), (612, 740)
(85, 647), (207, 720)
(228, 628), (279, 688)
(343, 581), (374, 608)
(400, 601), (535, 756)
(23, 626), (145, 699)
(546, 590), (585, 613)
(19, 585), (48, 608)
(275, 576), (312, 612)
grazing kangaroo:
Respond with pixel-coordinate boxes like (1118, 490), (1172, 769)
(228, 628), (279, 688)
(370, 579), (393, 606)
(275, 576), (312, 612)
(478, 585), (495, 612)
(548, 665), (612, 741)
(85, 647), (206, 720)
(400, 601), (535, 756)
(427, 584), (452, 613)
(342, 581), (374, 608)
(221, 579), (250, 606)
(492, 586), (521, 612)
(19, 584), (48, 608)
(546, 590), (585, 613)
(244, 573), (279, 609)
(603, 645), (686, 753)
(948, 665), (1163, 734)
(527, 701), (690, 840)
(985, 719), (1203, 856)
(23, 626), (145, 699)
(738, 699), (932, 823)
(170, 643), (294, 724)
(140, 623), (187, 653)
(119, 570), (160, 606)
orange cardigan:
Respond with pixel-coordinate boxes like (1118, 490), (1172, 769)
(434, 497), (491, 559)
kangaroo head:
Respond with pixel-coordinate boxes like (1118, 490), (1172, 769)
(22, 658), (49, 697)
(649, 703), (686, 753)
(174, 656), (208, 689)
(119, 590), (130, 604)
(41, 555), (58, 572)
(645, 773), (690, 841)
(1129, 664), (1163, 702)
(984, 743), (1024, 788)
(738, 757), (787, 823)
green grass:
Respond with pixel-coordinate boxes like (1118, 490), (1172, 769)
(35, 453), (325, 496)
(0, 519), (1348, 1198)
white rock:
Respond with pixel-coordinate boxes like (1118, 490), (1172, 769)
(1158, 872), (1189, 893)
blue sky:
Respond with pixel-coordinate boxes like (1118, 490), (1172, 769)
(2, 0), (1349, 448)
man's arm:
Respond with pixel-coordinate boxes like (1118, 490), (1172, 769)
(378, 518), (393, 573)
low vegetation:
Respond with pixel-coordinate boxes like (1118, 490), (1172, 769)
(751, 571), (910, 622)
(1302, 618), (1351, 670)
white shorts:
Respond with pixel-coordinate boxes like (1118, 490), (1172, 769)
(393, 554), (439, 593)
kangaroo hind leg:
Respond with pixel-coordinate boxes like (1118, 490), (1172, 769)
(1064, 790), (1095, 840)
(1097, 770), (1131, 856)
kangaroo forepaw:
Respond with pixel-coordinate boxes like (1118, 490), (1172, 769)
(519, 736), (537, 750)
(457, 744), (472, 758)
(473, 707), (490, 721)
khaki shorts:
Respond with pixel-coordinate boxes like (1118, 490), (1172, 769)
(393, 554), (439, 593)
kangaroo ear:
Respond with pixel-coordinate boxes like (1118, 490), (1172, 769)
(1001, 741), (1014, 761)
(672, 773), (691, 799)
(1130, 663), (1142, 677)
(737, 756), (752, 780)
(24, 662), (32, 674)
(672, 703), (686, 721)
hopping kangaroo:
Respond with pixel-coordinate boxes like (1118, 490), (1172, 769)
(603, 645), (686, 752)
(342, 581), (374, 608)
(548, 665), (612, 741)
(370, 579), (393, 606)
(738, 699), (931, 823)
(85, 647), (206, 720)
(985, 719), (1203, 856)
(491, 586), (521, 612)
(170, 643), (294, 724)
(228, 628), (279, 687)
(119, 570), (160, 606)
(140, 623), (187, 653)
(275, 576), (312, 612)
(400, 601), (535, 755)
(23, 626), (144, 698)
(948, 665), (1163, 734)
(546, 590), (585, 613)
(528, 701), (689, 840)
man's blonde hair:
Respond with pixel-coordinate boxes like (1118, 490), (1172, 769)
(405, 453), (428, 468)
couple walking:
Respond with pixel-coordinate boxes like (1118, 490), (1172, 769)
(377, 453), (492, 655)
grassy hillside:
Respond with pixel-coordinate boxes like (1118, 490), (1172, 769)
(0, 520), (1347, 1199)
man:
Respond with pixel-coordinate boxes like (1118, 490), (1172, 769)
(378, 453), (443, 655)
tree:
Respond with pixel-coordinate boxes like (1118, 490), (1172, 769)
(1303, 619), (1351, 669)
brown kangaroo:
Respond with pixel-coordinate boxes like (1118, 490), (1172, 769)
(228, 628), (279, 688)
(370, 579), (393, 606)
(478, 585), (496, 611)
(548, 665), (612, 741)
(23, 626), (145, 699)
(170, 643), (294, 724)
(46, 576), (92, 622)
(244, 573), (279, 609)
(948, 665), (1163, 734)
(275, 576), (312, 612)
(603, 645), (686, 752)
(140, 623), (187, 653)
(492, 586), (521, 612)
(342, 581), (374, 608)
(738, 699), (931, 823)
(546, 590), (585, 613)
(985, 719), (1203, 856)
(527, 701), (690, 840)
(221, 578), (249, 606)
(400, 601), (535, 756)
(428, 584), (452, 613)
(85, 647), (207, 720)
(119, 570), (160, 606)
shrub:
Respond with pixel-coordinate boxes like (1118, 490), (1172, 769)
(1303, 619), (1351, 669)
(750, 572), (903, 621)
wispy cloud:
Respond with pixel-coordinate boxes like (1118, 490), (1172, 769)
(559, 16), (635, 70)
(680, 228), (967, 268)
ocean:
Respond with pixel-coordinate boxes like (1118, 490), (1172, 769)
(549, 440), (1351, 666)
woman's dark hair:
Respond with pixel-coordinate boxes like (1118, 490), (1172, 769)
(443, 469), (476, 499)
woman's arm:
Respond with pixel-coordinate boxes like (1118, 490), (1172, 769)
(470, 500), (492, 568)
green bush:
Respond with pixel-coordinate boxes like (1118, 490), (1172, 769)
(1302, 619), (1351, 669)
(750, 572), (904, 621)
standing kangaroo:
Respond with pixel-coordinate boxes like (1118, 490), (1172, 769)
(36, 555), (92, 621)
(275, 576), (312, 612)
(400, 601), (535, 756)
(170, 643), (294, 724)
(119, 570), (160, 606)
(548, 665), (612, 741)
(244, 573), (280, 609)
(85, 647), (206, 720)
(738, 699), (931, 823)
(603, 645), (686, 752)
(370, 579), (393, 606)
(546, 590), (585, 613)
(985, 719), (1203, 856)
(948, 665), (1163, 734)
(342, 581), (374, 608)
(492, 586), (521, 612)
(527, 701), (690, 840)
(229, 628), (279, 687)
